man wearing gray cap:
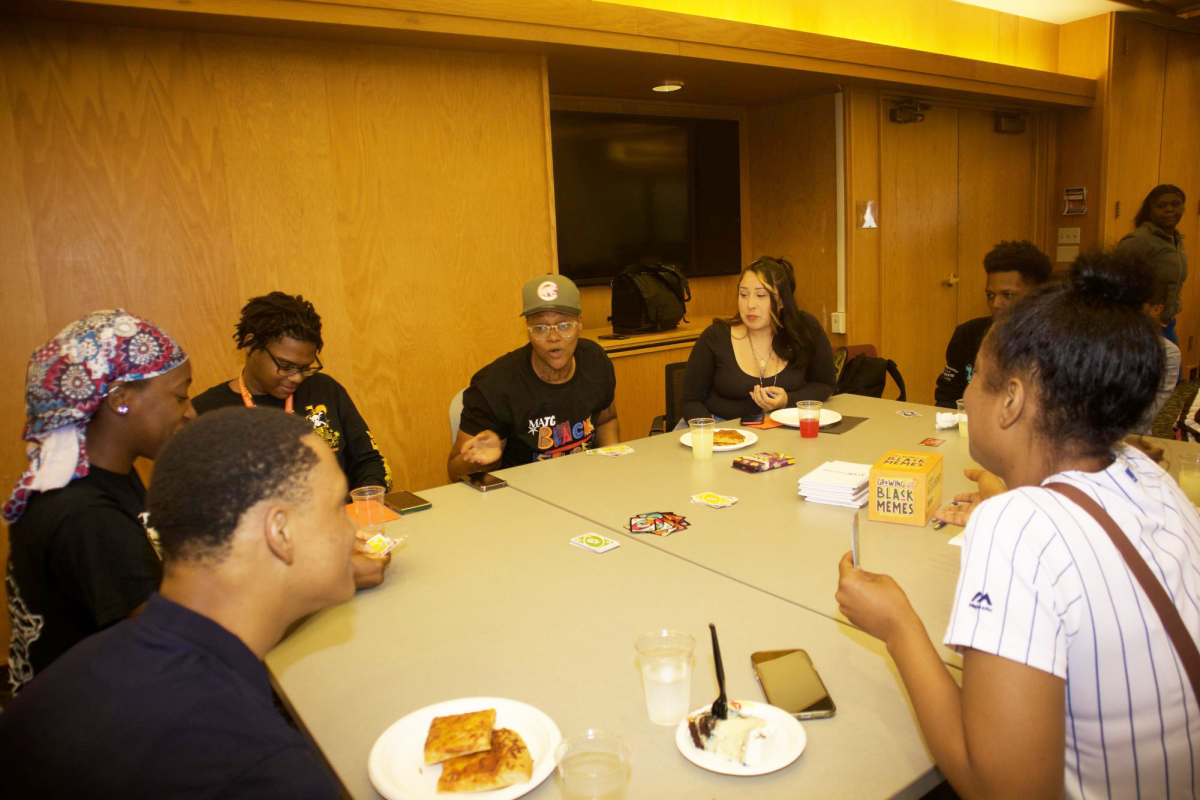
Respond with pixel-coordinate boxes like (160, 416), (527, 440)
(448, 274), (619, 479)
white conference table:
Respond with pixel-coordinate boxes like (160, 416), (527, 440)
(266, 482), (948, 799)
(494, 394), (978, 667)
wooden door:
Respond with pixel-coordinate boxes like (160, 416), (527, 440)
(956, 108), (1038, 323)
(880, 104), (959, 406)
(1160, 29), (1200, 373)
(1105, 17), (1168, 245)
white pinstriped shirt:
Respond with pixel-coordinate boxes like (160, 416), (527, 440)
(945, 444), (1200, 799)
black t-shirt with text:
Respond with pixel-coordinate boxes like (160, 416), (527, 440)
(6, 466), (160, 694)
(459, 339), (616, 469)
(192, 373), (391, 491)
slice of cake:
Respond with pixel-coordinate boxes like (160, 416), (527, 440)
(687, 708), (769, 766)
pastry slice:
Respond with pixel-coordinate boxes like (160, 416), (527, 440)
(423, 709), (496, 765)
(436, 728), (533, 793)
(712, 429), (746, 446)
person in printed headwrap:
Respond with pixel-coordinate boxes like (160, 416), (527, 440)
(4, 310), (193, 694)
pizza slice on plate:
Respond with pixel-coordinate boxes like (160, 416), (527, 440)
(436, 728), (534, 794)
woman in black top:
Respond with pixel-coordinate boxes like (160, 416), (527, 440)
(191, 292), (392, 492)
(4, 310), (193, 694)
(679, 257), (836, 424)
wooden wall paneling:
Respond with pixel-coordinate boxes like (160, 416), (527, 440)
(2, 20), (242, 382)
(844, 86), (882, 353)
(0, 31), (52, 664)
(321, 44), (553, 491)
(1052, 14), (1111, 259)
(1104, 17), (1168, 246)
(955, 107), (1037, 324)
(609, 345), (695, 441)
(1159, 29), (1200, 372)
(748, 92), (839, 340)
(880, 102), (959, 406)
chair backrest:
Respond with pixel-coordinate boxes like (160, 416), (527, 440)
(664, 361), (689, 430)
(449, 389), (465, 444)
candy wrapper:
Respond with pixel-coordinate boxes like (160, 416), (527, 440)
(731, 452), (795, 473)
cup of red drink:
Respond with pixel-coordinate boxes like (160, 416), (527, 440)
(796, 400), (822, 439)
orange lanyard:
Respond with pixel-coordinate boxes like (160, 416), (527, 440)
(238, 373), (292, 414)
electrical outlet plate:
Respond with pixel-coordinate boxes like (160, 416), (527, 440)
(831, 312), (846, 334)
(1057, 227), (1081, 245)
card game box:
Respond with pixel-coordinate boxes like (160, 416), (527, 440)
(732, 452), (794, 473)
(868, 451), (943, 526)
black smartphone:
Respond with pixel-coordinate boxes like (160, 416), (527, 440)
(383, 490), (432, 514)
(751, 649), (836, 719)
(598, 333), (629, 340)
(742, 412), (765, 425)
(460, 471), (507, 492)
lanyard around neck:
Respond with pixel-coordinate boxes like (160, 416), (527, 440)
(238, 372), (292, 414)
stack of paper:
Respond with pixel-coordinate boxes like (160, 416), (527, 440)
(797, 461), (870, 508)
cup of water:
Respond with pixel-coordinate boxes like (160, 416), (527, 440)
(688, 418), (715, 460)
(555, 730), (631, 800)
(634, 629), (695, 725)
(956, 399), (969, 439)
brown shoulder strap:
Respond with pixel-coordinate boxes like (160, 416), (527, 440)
(1045, 482), (1200, 703)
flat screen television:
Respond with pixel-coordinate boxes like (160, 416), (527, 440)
(550, 110), (742, 286)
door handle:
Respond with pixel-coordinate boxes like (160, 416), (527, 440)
(942, 274), (960, 287)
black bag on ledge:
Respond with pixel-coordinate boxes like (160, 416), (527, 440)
(610, 263), (691, 335)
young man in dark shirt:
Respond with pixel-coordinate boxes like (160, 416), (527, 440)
(0, 408), (354, 798)
(448, 274), (619, 479)
(934, 241), (1052, 408)
(192, 292), (391, 492)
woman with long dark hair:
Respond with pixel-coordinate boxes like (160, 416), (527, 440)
(836, 251), (1199, 798)
(678, 256), (835, 424)
(1118, 183), (1188, 345)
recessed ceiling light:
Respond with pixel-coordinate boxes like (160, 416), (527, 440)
(653, 80), (684, 93)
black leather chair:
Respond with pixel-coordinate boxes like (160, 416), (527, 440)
(649, 361), (689, 435)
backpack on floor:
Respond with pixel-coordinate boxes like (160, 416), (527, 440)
(611, 263), (691, 335)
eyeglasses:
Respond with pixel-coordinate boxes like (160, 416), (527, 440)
(527, 321), (580, 340)
(261, 347), (323, 377)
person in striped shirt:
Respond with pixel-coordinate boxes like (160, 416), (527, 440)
(837, 250), (1200, 799)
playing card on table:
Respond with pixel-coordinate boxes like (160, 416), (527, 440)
(587, 445), (634, 457)
(627, 511), (689, 536)
(691, 492), (738, 508)
(570, 533), (621, 553)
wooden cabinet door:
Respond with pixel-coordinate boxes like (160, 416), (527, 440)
(880, 103), (959, 406)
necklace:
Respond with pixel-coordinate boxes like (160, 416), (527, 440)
(238, 372), (293, 414)
(746, 334), (777, 388)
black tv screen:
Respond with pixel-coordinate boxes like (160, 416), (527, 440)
(550, 110), (742, 286)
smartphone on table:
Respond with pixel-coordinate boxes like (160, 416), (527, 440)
(741, 412), (766, 425)
(460, 471), (507, 492)
(383, 491), (432, 514)
(751, 649), (836, 719)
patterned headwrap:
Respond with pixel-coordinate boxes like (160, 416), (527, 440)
(2, 310), (187, 523)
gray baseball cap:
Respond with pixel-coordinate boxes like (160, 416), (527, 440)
(519, 274), (581, 317)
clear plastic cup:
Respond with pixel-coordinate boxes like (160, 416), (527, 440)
(797, 400), (822, 439)
(956, 399), (970, 439)
(555, 730), (631, 800)
(688, 418), (715, 460)
(634, 629), (695, 725)
(349, 485), (386, 536)
(1178, 454), (1200, 507)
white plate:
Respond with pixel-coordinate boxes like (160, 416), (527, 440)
(679, 429), (759, 451)
(674, 700), (806, 776)
(368, 697), (562, 800)
(769, 408), (843, 428)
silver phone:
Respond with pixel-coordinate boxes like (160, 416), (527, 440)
(461, 471), (507, 492)
(751, 649), (836, 719)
